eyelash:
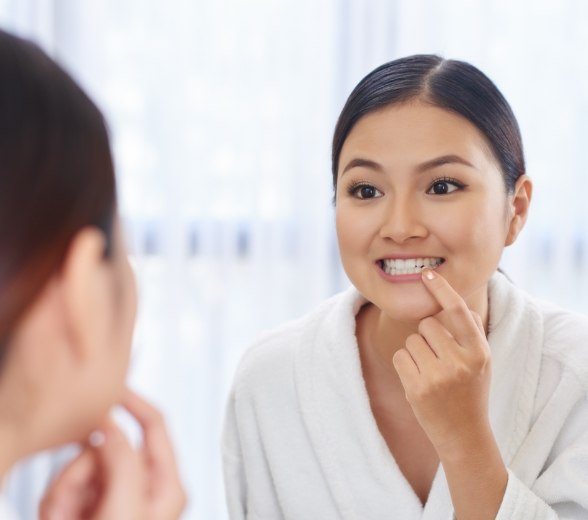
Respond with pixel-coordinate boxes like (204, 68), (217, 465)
(427, 176), (466, 194)
(347, 181), (382, 199)
(345, 177), (467, 199)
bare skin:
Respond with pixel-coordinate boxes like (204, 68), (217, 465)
(393, 269), (507, 519)
(359, 268), (508, 517)
(357, 303), (439, 504)
(40, 389), (186, 520)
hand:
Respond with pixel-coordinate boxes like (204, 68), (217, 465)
(39, 389), (186, 520)
(392, 268), (492, 458)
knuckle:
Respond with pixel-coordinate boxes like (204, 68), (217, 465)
(449, 302), (469, 319)
(448, 361), (470, 383)
(472, 349), (490, 370)
(410, 385), (428, 403)
(427, 374), (446, 394)
(411, 379), (438, 401)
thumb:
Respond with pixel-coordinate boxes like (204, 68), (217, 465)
(39, 448), (97, 519)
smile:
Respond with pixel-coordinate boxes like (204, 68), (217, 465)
(378, 257), (445, 276)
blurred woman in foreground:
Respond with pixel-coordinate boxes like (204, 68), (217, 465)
(0, 28), (185, 519)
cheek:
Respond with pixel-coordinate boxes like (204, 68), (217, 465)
(335, 205), (376, 251)
(335, 208), (354, 253)
(437, 200), (508, 252)
(107, 259), (136, 377)
(118, 262), (137, 358)
(336, 214), (364, 269)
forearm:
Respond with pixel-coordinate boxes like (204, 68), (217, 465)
(439, 427), (507, 520)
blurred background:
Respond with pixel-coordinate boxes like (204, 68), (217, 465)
(2, 0), (588, 518)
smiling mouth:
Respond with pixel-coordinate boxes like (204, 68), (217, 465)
(378, 257), (445, 276)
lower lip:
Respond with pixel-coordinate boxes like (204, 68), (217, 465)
(375, 262), (443, 283)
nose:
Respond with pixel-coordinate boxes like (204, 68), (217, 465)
(378, 196), (428, 243)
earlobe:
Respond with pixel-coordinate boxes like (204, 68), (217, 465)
(505, 175), (533, 246)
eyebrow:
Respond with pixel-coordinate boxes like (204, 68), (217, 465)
(341, 158), (383, 175)
(340, 154), (476, 176)
(417, 154), (476, 172)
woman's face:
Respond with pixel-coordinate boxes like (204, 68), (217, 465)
(335, 101), (515, 322)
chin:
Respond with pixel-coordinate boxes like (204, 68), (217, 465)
(370, 289), (442, 323)
(385, 302), (441, 323)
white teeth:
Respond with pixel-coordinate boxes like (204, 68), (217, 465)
(381, 257), (443, 275)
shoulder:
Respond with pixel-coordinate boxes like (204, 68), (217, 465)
(512, 277), (588, 386)
(534, 298), (588, 383)
(231, 287), (361, 392)
(491, 272), (588, 387)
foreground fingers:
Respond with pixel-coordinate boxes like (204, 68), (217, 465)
(40, 420), (143, 520)
(40, 449), (96, 519)
(122, 389), (187, 519)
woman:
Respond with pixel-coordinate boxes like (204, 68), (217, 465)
(0, 29), (185, 518)
(223, 55), (588, 518)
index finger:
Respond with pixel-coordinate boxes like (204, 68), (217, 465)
(421, 268), (483, 346)
(121, 389), (180, 477)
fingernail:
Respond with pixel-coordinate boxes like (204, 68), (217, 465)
(422, 268), (435, 281)
(89, 430), (106, 447)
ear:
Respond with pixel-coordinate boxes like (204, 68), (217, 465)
(505, 175), (532, 247)
(60, 227), (111, 362)
(0, 227), (110, 438)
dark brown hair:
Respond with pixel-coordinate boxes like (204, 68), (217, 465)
(332, 55), (525, 195)
(0, 30), (116, 347)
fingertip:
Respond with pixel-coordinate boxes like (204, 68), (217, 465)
(422, 267), (436, 281)
(43, 505), (65, 520)
(88, 429), (106, 448)
(391, 348), (406, 369)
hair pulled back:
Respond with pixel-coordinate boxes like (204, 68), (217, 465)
(332, 55), (525, 194)
(0, 30), (116, 348)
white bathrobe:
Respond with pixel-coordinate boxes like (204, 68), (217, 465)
(223, 272), (588, 519)
(0, 494), (18, 520)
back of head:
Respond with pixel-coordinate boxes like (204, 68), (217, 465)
(332, 54), (525, 194)
(0, 30), (116, 351)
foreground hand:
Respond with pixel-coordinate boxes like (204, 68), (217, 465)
(39, 389), (186, 520)
(392, 268), (492, 458)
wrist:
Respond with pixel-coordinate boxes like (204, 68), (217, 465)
(438, 427), (508, 520)
(437, 424), (507, 484)
(433, 418), (497, 463)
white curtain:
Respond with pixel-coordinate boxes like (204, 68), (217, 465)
(2, 1), (588, 519)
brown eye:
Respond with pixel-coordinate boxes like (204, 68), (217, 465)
(427, 178), (464, 195)
(431, 182), (450, 194)
(349, 183), (383, 199)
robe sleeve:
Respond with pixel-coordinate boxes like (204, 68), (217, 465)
(495, 470), (558, 519)
(222, 392), (247, 520)
(495, 390), (588, 519)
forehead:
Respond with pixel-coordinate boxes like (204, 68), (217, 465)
(340, 101), (497, 171)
